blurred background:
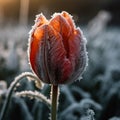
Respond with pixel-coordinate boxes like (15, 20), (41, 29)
(0, 0), (120, 120)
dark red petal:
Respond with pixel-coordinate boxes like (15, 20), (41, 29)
(68, 28), (87, 82)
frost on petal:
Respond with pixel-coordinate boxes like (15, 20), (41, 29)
(68, 28), (88, 82)
(35, 13), (48, 27)
(28, 14), (48, 44)
(61, 11), (75, 31)
(28, 13), (47, 40)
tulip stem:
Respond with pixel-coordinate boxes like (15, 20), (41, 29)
(51, 85), (59, 120)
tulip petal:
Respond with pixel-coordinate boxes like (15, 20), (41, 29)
(29, 25), (51, 84)
(49, 14), (71, 39)
(29, 14), (48, 43)
(61, 11), (75, 31)
(35, 13), (48, 27)
(49, 14), (72, 57)
(68, 28), (87, 82)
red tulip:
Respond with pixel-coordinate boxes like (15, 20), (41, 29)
(28, 11), (87, 85)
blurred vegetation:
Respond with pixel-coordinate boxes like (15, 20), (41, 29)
(0, 0), (120, 25)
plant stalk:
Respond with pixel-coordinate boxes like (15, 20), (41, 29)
(51, 85), (59, 120)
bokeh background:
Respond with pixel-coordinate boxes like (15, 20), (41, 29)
(0, 0), (120, 120)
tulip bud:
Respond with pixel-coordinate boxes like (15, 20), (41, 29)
(28, 11), (88, 85)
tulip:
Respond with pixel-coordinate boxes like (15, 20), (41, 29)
(28, 11), (88, 120)
(28, 11), (87, 85)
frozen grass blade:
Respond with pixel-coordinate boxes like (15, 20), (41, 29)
(0, 72), (42, 120)
(16, 90), (51, 108)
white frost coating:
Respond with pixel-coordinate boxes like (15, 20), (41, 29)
(28, 13), (45, 44)
(16, 90), (51, 107)
(62, 11), (76, 28)
(72, 26), (88, 82)
(50, 11), (76, 29)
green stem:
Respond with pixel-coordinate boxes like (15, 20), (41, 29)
(51, 85), (59, 120)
